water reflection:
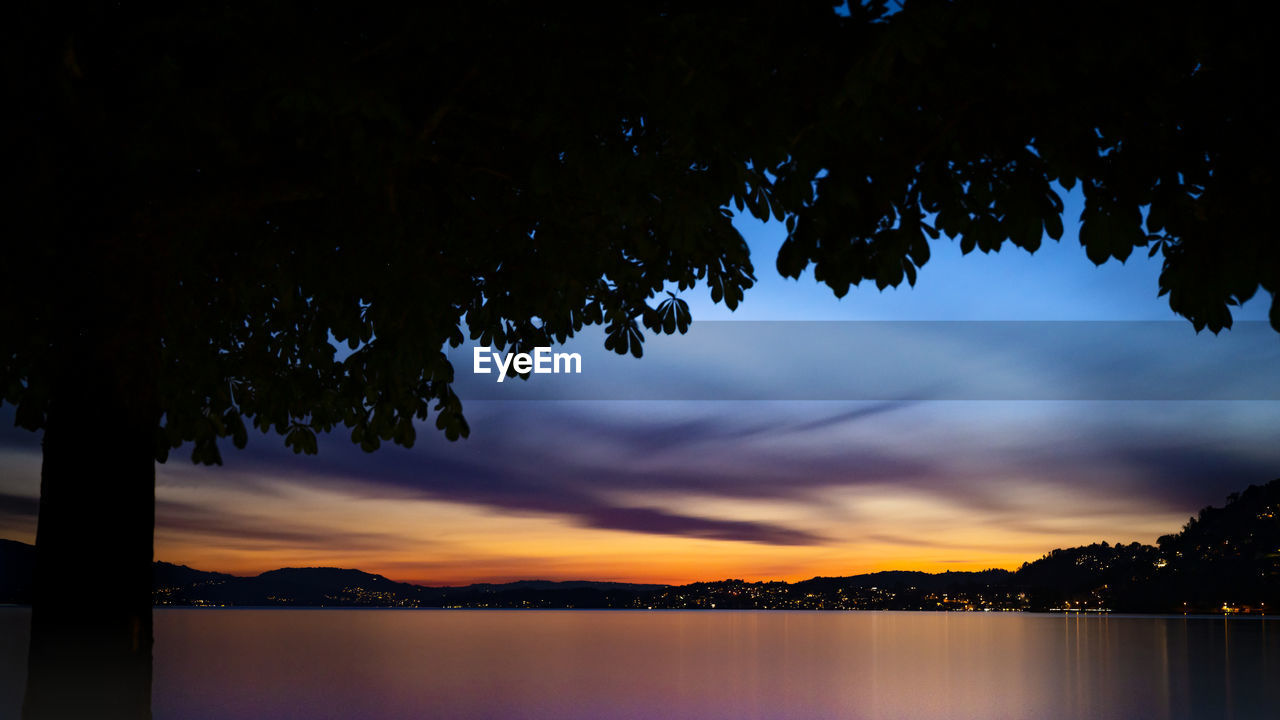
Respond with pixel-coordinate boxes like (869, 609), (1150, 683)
(1, 609), (1277, 719)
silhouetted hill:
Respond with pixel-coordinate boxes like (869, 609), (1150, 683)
(1, 479), (1276, 610)
(641, 570), (1020, 610)
(158, 566), (426, 606)
(1012, 542), (1162, 611)
(1154, 480), (1280, 612)
(0, 542), (668, 607)
(0, 544), (237, 605)
(797, 569), (1015, 593)
(153, 561), (234, 590)
(162, 568), (669, 608)
(1009, 480), (1280, 612)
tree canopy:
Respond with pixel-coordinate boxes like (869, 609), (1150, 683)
(4, 0), (1276, 462)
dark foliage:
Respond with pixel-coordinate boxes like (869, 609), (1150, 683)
(1155, 480), (1280, 612)
(3, 1), (1276, 463)
(1014, 542), (1162, 611)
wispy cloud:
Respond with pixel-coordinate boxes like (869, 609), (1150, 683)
(0, 492), (37, 519)
(155, 497), (406, 552)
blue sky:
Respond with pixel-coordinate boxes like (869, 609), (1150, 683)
(713, 187), (1269, 323)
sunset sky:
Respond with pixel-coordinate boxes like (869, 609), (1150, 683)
(2, 187), (1278, 586)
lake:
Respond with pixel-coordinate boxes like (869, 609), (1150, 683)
(1, 608), (1277, 719)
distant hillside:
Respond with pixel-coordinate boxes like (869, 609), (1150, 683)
(154, 561), (235, 590)
(1154, 479), (1280, 612)
(638, 570), (1021, 611)
(1010, 479), (1280, 612)
(157, 566), (427, 607)
(1011, 541), (1162, 611)
(0, 542), (667, 608)
(1, 543), (236, 605)
(156, 567), (670, 608)
(797, 569), (1015, 594)
(1, 478), (1276, 611)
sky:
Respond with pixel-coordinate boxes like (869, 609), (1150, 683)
(1, 187), (1278, 586)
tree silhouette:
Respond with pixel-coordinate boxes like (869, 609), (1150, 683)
(2, 2), (1275, 717)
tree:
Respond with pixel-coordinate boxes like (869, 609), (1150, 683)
(2, 2), (1275, 717)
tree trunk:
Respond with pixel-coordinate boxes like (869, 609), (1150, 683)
(23, 242), (160, 720)
(24, 418), (155, 720)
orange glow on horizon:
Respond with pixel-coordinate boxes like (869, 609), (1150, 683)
(148, 475), (1183, 587)
(0, 445), (1192, 589)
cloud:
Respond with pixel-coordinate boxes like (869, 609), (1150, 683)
(188, 401), (927, 546)
(154, 497), (410, 553)
(6, 383), (1278, 560)
(173, 391), (1280, 555)
(563, 401), (915, 456)
(0, 492), (38, 519)
(567, 505), (823, 545)
(1105, 442), (1278, 510)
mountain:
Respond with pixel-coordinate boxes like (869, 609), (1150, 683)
(1009, 479), (1280, 612)
(637, 570), (1022, 611)
(1153, 480), (1280, 612)
(157, 566), (428, 607)
(1012, 541), (1162, 611)
(0, 543), (235, 605)
(154, 561), (235, 590)
(0, 543), (666, 607)
(796, 569), (1015, 594)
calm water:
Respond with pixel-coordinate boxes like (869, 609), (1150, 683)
(1, 608), (1277, 719)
